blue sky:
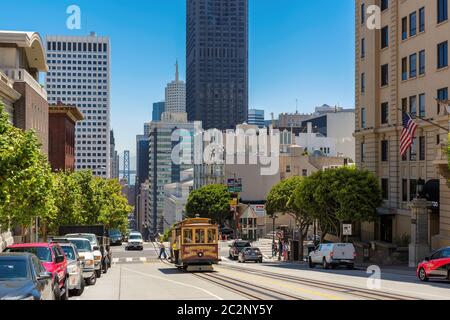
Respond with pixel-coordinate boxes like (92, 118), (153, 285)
(0, 0), (355, 159)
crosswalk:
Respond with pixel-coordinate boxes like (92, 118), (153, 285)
(112, 257), (160, 264)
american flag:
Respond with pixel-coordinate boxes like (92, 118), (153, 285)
(400, 113), (418, 156)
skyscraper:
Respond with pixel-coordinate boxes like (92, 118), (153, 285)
(186, 0), (248, 130)
(165, 61), (186, 113)
(152, 101), (165, 121)
(248, 109), (265, 127)
(45, 32), (111, 178)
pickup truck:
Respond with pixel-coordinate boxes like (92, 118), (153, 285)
(59, 226), (112, 277)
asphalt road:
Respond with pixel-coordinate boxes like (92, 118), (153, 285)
(73, 242), (450, 300)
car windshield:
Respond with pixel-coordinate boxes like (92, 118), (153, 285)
(0, 259), (29, 281)
(236, 242), (251, 247)
(129, 235), (142, 240)
(67, 234), (97, 244)
(109, 230), (121, 237)
(61, 246), (76, 260)
(70, 239), (91, 252)
(6, 247), (52, 262)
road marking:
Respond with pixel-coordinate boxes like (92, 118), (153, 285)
(112, 258), (119, 263)
(121, 266), (224, 300)
(126, 258), (133, 263)
(139, 257), (147, 262)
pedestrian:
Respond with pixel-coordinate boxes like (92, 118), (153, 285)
(283, 241), (289, 261)
(159, 241), (167, 260)
(278, 239), (283, 261)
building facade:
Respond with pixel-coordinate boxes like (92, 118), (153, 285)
(165, 61), (186, 113)
(186, 0), (249, 130)
(48, 103), (84, 171)
(152, 101), (165, 121)
(248, 109), (265, 127)
(46, 32), (111, 177)
(355, 0), (450, 250)
(110, 130), (120, 179)
(0, 71), (21, 123)
(0, 31), (49, 155)
(163, 169), (194, 229)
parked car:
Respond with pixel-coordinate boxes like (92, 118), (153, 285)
(54, 239), (85, 296)
(417, 247), (450, 282)
(5, 243), (69, 300)
(109, 229), (123, 246)
(126, 232), (144, 251)
(67, 238), (97, 286)
(238, 247), (263, 263)
(308, 243), (356, 269)
(64, 233), (105, 278)
(228, 240), (252, 260)
(0, 253), (54, 300)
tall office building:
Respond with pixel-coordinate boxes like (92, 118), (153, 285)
(248, 109), (265, 127)
(110, 130), (120, 179)
(152, 101), (165, 121)
(186, 0), (249, 130)
(165, 61), (186, 113)
(45, 32), (111, 178)
(355, 0), (449, 250)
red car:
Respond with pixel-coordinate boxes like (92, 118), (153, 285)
(417, 247), (450, 282)
(5, 243), (69, 300)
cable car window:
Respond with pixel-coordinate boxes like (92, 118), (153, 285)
(195, 229), (206, 244)
(183, 229), (193, 244)
(207, 229), (217, 244)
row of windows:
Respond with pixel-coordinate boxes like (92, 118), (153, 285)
(48, 97), (108, 102)
(48, 72), (108, 77)
(47, 53), (107, 60)
(380, 178), (424, 202)
(401, 7), (426, 41)
(47, 41), (108, 53)
(48, 85), (107, 90)
(49, 60), (107, 66)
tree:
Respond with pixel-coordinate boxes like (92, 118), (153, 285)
(185, 184), (231, 225)
(0, 102), (56, 234)
(266, 177), (312, 259)
(294, 167), (382, 241)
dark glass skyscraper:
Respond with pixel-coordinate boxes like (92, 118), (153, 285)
(186, 0), (248, 130)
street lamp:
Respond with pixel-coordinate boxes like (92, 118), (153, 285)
(417, 178), (426, 199)
(272, 215), (278, 257)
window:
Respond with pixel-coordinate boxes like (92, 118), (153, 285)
(361, 108), (366, 128)
(410, 96), (417, 116)
(410, 179), (418, 201)
(195, 229), (205, 244)
(286, 165), (291, 173)
(437, 87), (448, 114)
(381, 179), (389, 200)
(361, 38), (365, 58)
(402, 17), (408, 40)
(381, 102), (389, 124)
(361, 3), (365, 24)
(381, 26), (389, 48)
(361, 143), (366, 162)
(381, 64), (389, 86)
(419, 136), (426, 161)
(410, 137), (418, 161)
(438, 0), (448, 23)
(207, 229), (217, 244)
(419, 50), (426, 75)
(402, 57), (408, 80)
(302, 169), (308, 177)
(381, 140), (389, 162)
(361, 73), (365, 93)
(402, 179), (408, 202)
(410, 53), (417, 78)
(419, 7), (425, 32)
(381, 0), (389, 11)
(419, 93), (426, 117)
(183, 229), (193, 244)
(410, 12), (417, 37)
(437, 41), (448, 69)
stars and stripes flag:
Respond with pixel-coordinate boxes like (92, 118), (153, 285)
(400, 113), (418, 156)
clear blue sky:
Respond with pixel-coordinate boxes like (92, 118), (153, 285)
(0, 0), (355, 159)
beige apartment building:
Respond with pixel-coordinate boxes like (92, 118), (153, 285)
(355, 0), (449, 250)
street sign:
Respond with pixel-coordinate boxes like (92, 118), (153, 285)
(230, 198), (238, 207)
(227, 178), (243, 193)
(276, 231), (284, 239)
(343, 224), (352, 236)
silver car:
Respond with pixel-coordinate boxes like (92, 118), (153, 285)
(238, 247), (263, 263)
(58, 241), (85, 296)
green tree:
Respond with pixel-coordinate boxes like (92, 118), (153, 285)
(294, 167), (382, 241)
(185, 184), (231, 225)
(0, 102), (56, 233)
(266, 176), (312, 258)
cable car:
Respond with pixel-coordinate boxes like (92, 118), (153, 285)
(169, 217), (219, 272)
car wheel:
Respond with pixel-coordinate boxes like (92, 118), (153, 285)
(323, 258), (329, 270)
(53, 280), (61, 301)
(308, 258), (315, 268)
(447, 270), (450, 281)
(418, 268), (429, 282)
(86, 273), (97, 286)
(60, 277), (69, 301)
(96, 269), (102, 278)
(70, 276), (85, 296)
(259, 259), (263, 263)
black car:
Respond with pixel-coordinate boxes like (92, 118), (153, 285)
(108, 230), (123, 246)
(0, 253), (54, 300)
(228, 240), (252, 260)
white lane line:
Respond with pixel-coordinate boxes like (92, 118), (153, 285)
(112, 258), (119, 263)
(126, 258), (133, 263)
(121, 266), (224, 300)
(140, 257), (147, 262)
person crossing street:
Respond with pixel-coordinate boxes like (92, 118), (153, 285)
(158, 241), (167, 260)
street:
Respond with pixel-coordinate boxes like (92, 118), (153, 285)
(74, 241), (450, 300)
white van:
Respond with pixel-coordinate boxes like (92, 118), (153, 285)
(308, 243), (356, 269)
